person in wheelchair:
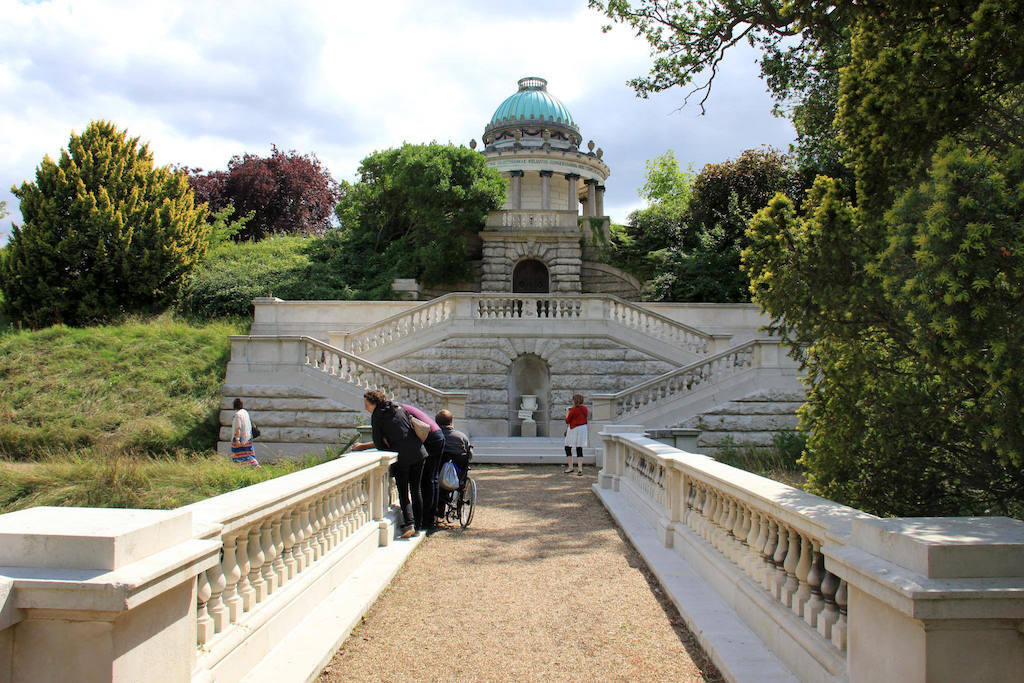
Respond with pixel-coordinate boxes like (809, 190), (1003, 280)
(434, 409), (472, 515)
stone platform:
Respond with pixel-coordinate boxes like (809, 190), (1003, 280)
(471, 437), (598, 465)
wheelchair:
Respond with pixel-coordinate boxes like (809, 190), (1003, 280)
(438, 461), (476, 529)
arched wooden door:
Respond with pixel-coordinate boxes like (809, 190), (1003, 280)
(512, 259), (549, 293)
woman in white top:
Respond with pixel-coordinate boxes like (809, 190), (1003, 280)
(230, 398), (260, 467)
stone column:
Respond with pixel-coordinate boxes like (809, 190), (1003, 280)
(539, 170), (553, 210)
(585, 179), (598, 217)
(565, 173), (580, 212)
(596, 184), (605, 216)
(509, 170), (524, 209)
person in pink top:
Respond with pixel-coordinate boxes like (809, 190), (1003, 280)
(563, 393), (588, 476)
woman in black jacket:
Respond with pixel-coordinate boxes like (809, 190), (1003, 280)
(358, 389), (425, 538)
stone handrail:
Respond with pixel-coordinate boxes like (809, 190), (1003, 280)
(591, 339), (769, 421)
(597, 431), (1024, 681)
(471, 294), (718, 355)
(300, 336), (467, 418)
(333, 293), (722, 361)
(604, 297), (715, 355)
(182, 451), (393, 677)
(340, 296), (456, 356)
(600, 430), (870, 678)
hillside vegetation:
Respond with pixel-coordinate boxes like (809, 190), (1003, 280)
(0, 315), (325, 512)
(0, 316), (243, 459)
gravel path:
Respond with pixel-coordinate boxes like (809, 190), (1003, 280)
(320, 465), (721, 682)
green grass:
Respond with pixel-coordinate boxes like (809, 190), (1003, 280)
(0, 450), (320, 513)
(0, 315), (247, 460)
(0, 314), (336, 513)
(715, 432), (808, 489)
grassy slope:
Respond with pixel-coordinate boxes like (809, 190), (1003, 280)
(0, 315), (326, 513)
(0, 315), (244, 458)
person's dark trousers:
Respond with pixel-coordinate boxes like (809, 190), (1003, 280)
(391, 460), (425, 531)
(419, 431), (445, 530)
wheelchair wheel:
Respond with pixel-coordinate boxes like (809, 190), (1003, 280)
(457, 477), (476, 528)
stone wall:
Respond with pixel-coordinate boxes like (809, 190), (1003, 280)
(385, 335), (674, 436)
(580, 261), (643, 300)
(480, 234), (583, 293)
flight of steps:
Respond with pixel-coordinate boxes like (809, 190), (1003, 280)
(670, 388), (804, 456)
(470, 437), (598, 465)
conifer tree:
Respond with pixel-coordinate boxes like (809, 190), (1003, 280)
(2, 121), (210, 327)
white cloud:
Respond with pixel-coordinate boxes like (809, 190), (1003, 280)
(0, 0), (792, 241)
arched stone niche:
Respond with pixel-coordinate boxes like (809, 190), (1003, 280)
(507, 353), (550, 436)
(512, 258), (549, 293)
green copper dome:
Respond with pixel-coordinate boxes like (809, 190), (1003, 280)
(490, 77), (576, 127)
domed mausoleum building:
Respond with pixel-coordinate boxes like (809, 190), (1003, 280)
(471, 77), (640, 298)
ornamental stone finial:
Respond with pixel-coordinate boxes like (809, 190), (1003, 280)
(588, 140), (595, 152)
(596, 148), (604, 159)
(470, 139), (477, 150)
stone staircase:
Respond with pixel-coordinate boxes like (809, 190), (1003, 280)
(470, 437), (598, 465)
(220, 295), (806, 461)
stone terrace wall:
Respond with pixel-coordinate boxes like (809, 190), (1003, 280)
(385, 335), (674, 436)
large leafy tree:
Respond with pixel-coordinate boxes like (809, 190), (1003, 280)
(741, 1), (1024, 516)
(327, 143), (505, 298)
(607, 151), (691, 279)
(1, 121), (210, 327)
(596, 0), (1024, 515)
(188, 146), (339, 241)
(589, 0), (856, 180)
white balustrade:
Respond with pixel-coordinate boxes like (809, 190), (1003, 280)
(593, 340), (763, 420)
(301, 337), (465, 417)
(599, 431), (874, 674)
(345, 297), (454, 355)
(183, 451), (394, 657)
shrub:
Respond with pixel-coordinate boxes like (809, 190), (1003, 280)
(175, 235), (355, 319)
(2, 121), (210, 327)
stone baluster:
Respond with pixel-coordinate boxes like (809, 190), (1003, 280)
(335, 486), (348, 544)
(236, 531), (254, 612)
(310, 497), (324, 561)
(761, 520), (778, 591)
(262, 519), (278, 595)
(781, 526), (800, 608)
(722, 498), (736, 552)
(206, 561), (228, 634)
(745, 511), (761, 577)
(817, 569), (840, 640)
(291, 507), (307, 574)
(325, 489), (342, 548)
(832, 580), (848, 651)
(222, 535), (243, 622)
(248, 524), (267, 604)
(325, 488), (340, 549)
(793, 534), (813, 618)
(772, 524), (790, 600)
(281, 511), (298, 580)
(196, 571), (214, 646)
(715, 493), (730, 551)
(733, 505), (750, 565)
(301, 502), (316, 567)
(804, 545), (825, 629)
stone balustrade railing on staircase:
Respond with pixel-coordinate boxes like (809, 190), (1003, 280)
(300, 336), (465, 417)
(596, 428), (1024, 682)
(221, 336), (467, 457)
(341, 297), (456, 357)
(0, 451), (412, 683)
(591, 339), (798, 428)
(328, 293), (727, 364)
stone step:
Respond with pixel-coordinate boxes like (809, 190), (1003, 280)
(220, 409), (363, 429)
(470, 437), (597, 465)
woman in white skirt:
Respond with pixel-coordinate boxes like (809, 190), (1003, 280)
(563, 393), (589, 476)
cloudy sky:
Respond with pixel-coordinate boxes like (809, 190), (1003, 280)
(0, 0), (794, 244)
